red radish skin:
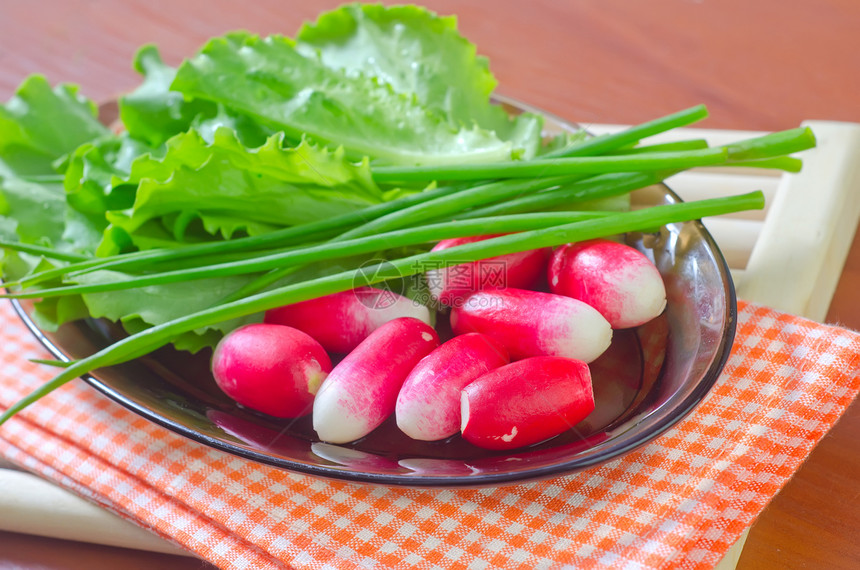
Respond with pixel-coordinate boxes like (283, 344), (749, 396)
(313, 317), (440, 443)
(426, 235), (550, 306)
(211, 323), (332, 418)
(395, 332), (510, 441)
(548, 239), (667, 329)
(460, 356), (594, 450)
(450, 288), (612, 363)
(264, 286), (431, 353)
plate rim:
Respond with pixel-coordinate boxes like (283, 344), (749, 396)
(7, 96), (738, 487)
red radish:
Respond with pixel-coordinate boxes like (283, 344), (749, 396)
(426, 235), (550, 306)
(313, 317), (439, 443)
(396, 332), (509, 441)
(264, 286), (431, 353)
(450, 288), (612, 363)
(460, 356), (594, 450)
(548, 238), (667, 329)
(211, 323), (332, 418)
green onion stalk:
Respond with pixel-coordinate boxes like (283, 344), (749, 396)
(0, 190), (765, 426)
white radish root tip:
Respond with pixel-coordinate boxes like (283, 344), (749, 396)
(460, 392), (470, 433)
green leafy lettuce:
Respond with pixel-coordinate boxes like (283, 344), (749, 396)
(0, 75), (112, 265)
(1, 3), (542, 351)
(118, 45), (217, 148)
(45, 128), (386, 348)
(96, 128), (383, 255)
(295, 3), (542, 157)
(0, 75), (110, 178)
(171, 30), (525, 165)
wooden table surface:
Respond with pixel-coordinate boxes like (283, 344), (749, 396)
(1, 1), (858, 568)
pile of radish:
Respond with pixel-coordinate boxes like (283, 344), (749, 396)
(210, 236), (668, 451)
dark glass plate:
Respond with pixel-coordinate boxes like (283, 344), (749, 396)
(11, 100), (736, 487)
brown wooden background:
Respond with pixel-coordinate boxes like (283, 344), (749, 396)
(1, 1), (858, 568)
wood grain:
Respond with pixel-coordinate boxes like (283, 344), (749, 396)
(1, 1), (858, 568)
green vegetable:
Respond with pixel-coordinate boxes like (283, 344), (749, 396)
(118, 45), (218, 148)
(296, 3), (543, 158)
(370, 148), (729, 183)
(0, 3), (815, 426)
(97, 128), (384, 255)
(2, 212), (619, 298)
(0, 75), (109, 177)
(371, 127), (817, 184)
(4, 103), (718, 292)
(4, 181), (468, 289)
(457, 171), (667, 219)
(0, 190), (765, 426)
(0, 76), (112, 259)
(171, 31), (522, 166)
(544, 104), (708, 158)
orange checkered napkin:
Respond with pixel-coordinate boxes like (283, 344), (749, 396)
(1, 299), (858, 569)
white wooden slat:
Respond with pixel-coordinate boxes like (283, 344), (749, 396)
(583, 123), (770, 147)
(736, 120), (860, 321)
(0, 468), (188, 556)
(701, 217), (764, 269)
(665, 171), (779, 221)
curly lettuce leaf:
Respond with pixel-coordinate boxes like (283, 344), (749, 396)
(59, 135), (150, 256)
(2, 5), (549, 351)
(0, 75), (109, 177)
(296, 3), (542, 158)
(99, 127), (384, 254)
(118, 45), (214, 147)
(190, 104), (275, 149)
(0, 172), (100, 280)
(1, 76), (113, 276)
(0, 75), (110, 251)
(0, 177), (66, 246)
(74, 269), (262, 353)
(64, 136), (148, 216)
(171, 31), (517, 166)
(118, 45), (273, 149)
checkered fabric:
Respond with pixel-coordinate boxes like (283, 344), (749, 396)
(1, 299), (858, 569)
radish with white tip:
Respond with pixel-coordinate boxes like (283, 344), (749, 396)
(313, 317), (440, 443)
(460, 356), (594, 450)
(548, 238), (667, 329)
(211, 323), (332, 418)
(450, 288), (612, 363)
(264, 286), (431, 353)
(426, 235), (550, 306)
(396, 332), (509, 441)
